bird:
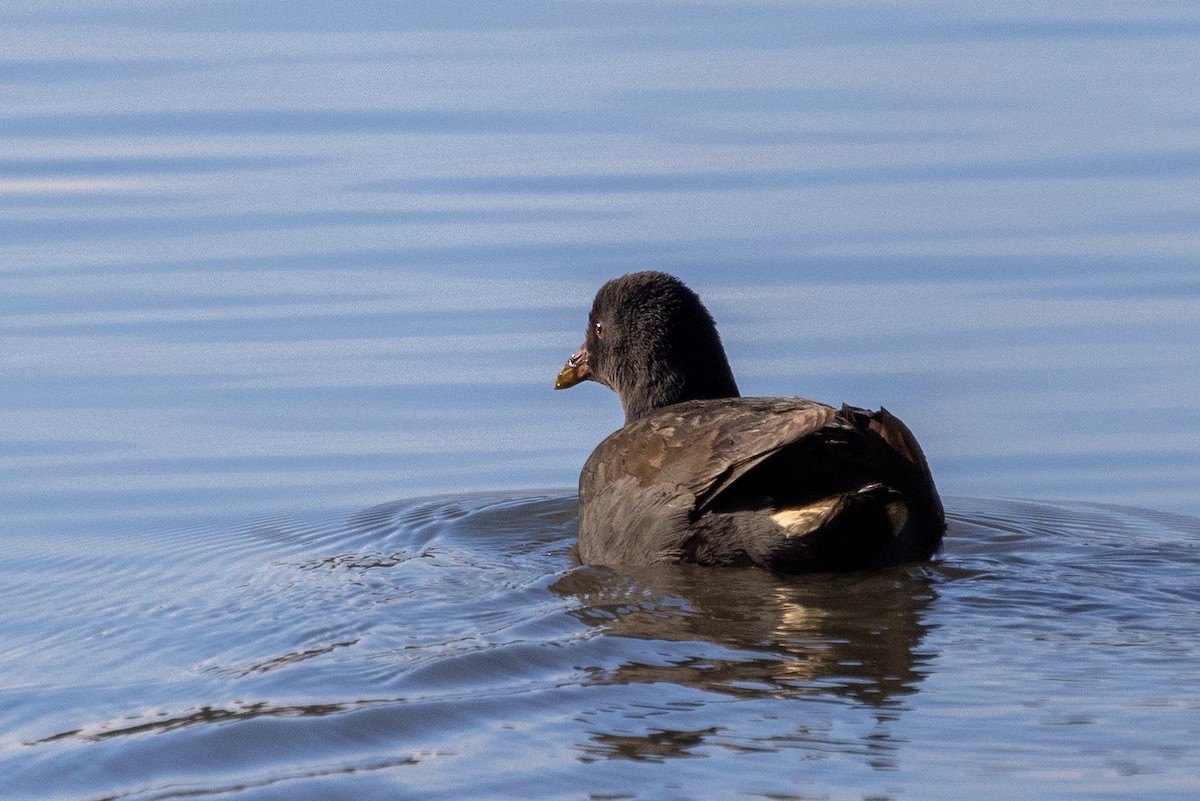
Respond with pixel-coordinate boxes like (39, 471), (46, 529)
(554, 271), (945, 573)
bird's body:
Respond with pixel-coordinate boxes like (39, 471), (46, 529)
(577, 396), (943, 572)
(556, 272), (945, 573)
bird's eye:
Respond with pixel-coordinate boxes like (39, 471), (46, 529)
(594, 321), (604, 339)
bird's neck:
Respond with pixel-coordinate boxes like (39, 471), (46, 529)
(619, 362), (740, 424)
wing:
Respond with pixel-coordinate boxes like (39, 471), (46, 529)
(576, 397), (839, 565)
(579, 397), (838, 514)
(576, 397), (944, 569)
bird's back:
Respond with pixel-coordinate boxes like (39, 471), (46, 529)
(577, 397), (944, 572)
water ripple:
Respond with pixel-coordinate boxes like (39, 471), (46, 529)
(361, 149), (1200, 195)
(2, 493), (1198, 800)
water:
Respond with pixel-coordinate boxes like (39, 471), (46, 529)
(2, 2), (1199, 799)
(3, 496), (1198, 799)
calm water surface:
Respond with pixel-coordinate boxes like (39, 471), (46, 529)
(2, 2), (1199, 799)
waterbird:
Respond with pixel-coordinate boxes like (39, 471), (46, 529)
(555, 271), (945, 573)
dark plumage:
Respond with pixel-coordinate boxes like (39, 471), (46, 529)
(555, 271), (945, 573)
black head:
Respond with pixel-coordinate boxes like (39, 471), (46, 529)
(555, 271), (740, 423)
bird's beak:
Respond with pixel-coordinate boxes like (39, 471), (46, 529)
(554, 345), (591, 389)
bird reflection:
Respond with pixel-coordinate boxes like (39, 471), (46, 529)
(550, 561), (938, 764)
(553, 563), (936, 704)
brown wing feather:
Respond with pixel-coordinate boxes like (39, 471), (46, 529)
(577, 397), (840, 566)
(577, 397), (944, 570)
(580, 397), (837, 510)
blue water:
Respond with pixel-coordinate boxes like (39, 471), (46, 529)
(2, 2), (1199, 799)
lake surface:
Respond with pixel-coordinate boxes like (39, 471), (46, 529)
(2, 2), (1198, 799)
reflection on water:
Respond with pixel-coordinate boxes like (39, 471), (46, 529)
(30, 699), (354, 745)
(4, 494), (1197, 800)
(554, 564), (935, 710)
(555, 564), (937, 770)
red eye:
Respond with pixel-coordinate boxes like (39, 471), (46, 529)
(594, 321), (604, 339)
